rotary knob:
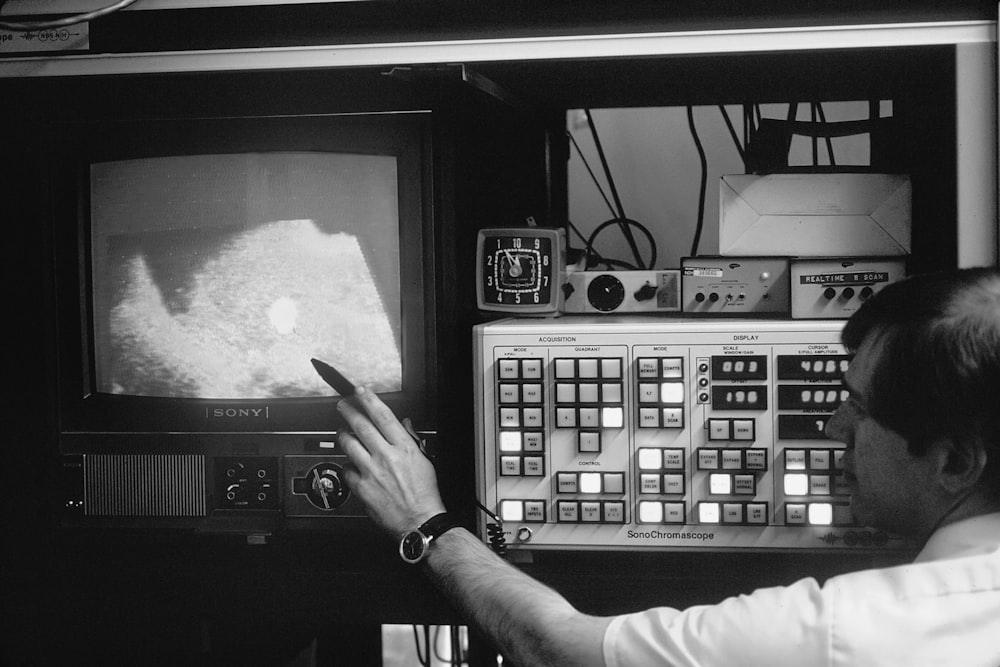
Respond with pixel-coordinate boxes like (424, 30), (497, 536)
(587, 274), (626, 312)
(297, 462), (350, 511)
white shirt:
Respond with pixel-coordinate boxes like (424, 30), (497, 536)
(603, 513), (1000, 666)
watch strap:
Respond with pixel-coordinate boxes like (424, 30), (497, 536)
(418, 511), (460, 542)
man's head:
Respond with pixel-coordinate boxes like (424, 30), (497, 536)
(825, 267), (1000, 539)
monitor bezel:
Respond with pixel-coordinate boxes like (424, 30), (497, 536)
(50, 111), (435, 434)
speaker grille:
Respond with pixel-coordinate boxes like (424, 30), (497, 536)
(84, 454), (207, 517)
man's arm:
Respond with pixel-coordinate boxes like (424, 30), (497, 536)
(337, 387), (610, 667)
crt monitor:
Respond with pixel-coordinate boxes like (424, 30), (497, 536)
(39, 110), (436, 529)
(53, 112), (433, 436)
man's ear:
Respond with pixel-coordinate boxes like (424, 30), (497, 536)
(937, 437), (989, 495)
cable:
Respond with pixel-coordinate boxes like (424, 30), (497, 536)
(412, 624), (431, 667)
(686, 106), (708, 258)
(814, 102), (836, 166)
(567, 130), (618, 219)
(0, 0), (140, 31)
(476, 501), (507, 558)
(584, 217), (657, 271)
(584, 109), (646, 269)
(718, 105), (747, 169)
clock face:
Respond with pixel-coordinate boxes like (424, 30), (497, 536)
(477, 228), (564, 313)
(400, 530), (428, 563)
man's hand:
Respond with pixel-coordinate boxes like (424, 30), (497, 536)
(337, 386), (446, 536)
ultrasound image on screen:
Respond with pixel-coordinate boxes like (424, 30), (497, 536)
(90, 153), (403, 399)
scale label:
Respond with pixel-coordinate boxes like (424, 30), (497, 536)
(799, 272), (890, 285)
(0, 24), (89, 53)
(683, 267), (723, 278)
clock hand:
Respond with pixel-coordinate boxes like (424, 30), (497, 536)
(502, 249), (523, 278)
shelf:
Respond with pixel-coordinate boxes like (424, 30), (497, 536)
(0, 19), (994, 78)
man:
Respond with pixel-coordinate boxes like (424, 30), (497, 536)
(337, 267), (1000, 666)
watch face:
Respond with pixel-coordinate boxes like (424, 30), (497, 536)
(477, 229), (563, 313)
(400, 530), (428, 563)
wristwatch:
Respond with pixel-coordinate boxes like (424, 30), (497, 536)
(399, 512), (460, 564)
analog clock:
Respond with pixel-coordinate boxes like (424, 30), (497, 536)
(476, 227), (566, 314)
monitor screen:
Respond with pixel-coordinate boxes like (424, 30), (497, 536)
(90, 152), (403, 400)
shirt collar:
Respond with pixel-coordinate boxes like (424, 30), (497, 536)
(914, 511), (1000, 563)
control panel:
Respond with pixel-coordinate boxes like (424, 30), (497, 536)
(474, 317), (898, 552)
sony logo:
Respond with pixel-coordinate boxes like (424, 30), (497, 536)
(206, 407), (270, 419)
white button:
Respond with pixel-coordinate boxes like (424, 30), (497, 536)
(710, 473), (732, 495)
(499, 500), (524, 522)
(602, 406), (624, 428)
(660, 382), (684, 404)
(579, 472), (602, 494)
(638, 501), (664, 523)
(698, 502), (721, 523)
(498, 431), (522, 452)
(809, 503), (833, 525)
(637, 448), (663, 470)
(784, 473), (809, 496)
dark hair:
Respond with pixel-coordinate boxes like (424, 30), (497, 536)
(842, 267), (1000, 496)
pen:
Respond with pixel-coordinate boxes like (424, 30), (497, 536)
(310, 357), (432, 460)
(310, 357), (356, 397)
